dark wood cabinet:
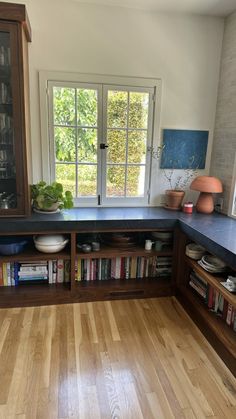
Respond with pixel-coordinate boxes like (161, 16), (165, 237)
(0, 2), (31, 216)
(175, 228), (236, 376)
(0, 228), (175, 307)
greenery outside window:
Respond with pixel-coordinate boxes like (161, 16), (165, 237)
(40, 72), (161, 206)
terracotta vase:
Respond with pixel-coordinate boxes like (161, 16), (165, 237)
(165, 190), (185, 210)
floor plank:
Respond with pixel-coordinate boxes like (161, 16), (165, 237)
(0, 297), (235, 418)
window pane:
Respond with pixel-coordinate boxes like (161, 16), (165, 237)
(55, 127), (76, 162)
(127, 166), (145, 197)
(128, 131), (147, 164)
(107, 166), (125, 196)
(107, 90), (128, 128)
(77, 89), (97, 127)
(129, 92), (149, 129)
(78, 165), (97, 196)
(78, 128), (97, 163)
(55, 164), (76, 196)
(107, 130), (126, 163)
(53, 87), (75, 126)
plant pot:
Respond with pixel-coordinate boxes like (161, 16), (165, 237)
(33, 202), (61, 212)
(164, 190), (185, 210)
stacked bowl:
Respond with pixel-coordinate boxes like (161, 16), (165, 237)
(185, 243), (206, 260)
(151, 231), (173, 244)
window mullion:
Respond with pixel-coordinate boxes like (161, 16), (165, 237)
(124, 92), (130, 197)
(75, 88), (78, 197)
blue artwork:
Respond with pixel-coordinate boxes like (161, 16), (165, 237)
(160, 129), (209, 169)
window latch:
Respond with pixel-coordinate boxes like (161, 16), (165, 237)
(100, 143), (109, 149)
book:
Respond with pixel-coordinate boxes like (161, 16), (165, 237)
(48, 260), (53, 284)
(226, 304), (233, 326)
(64, 260), (70, 283)
(52, 260), (57, 283)
(57, 260), (64, 283)
(189, 280), (206, 298)
(19, 265), (48, 273)
(0, 262), (3, 286)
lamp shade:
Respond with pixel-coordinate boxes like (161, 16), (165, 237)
(190, 176), (222, 193)
(190, 176), (223, 214)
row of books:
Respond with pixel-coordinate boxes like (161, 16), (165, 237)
(0, 260), (71, 286)
(75, 256), (172, 281)
(189, 270), (236, 332)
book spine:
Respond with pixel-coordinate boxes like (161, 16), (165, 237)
(57, 260), (64, 283)
(52, 260), (57, 284)
(64, 260), (70, 283)
(6, 262), (11, 286)
(189, 280), (206, 298)
(98, 259), (102, 280)
(2, 263), (8, 286)
(48, 260), (53, 284)
(0, 262), (3, 286)
(226, 304), (233, 326)
(13, 262), (19, 286)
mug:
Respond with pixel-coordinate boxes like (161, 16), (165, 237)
(155, 241), (163, 251)
(145, 240), (153, 251)
(81, 244), (92, 253)
(92, 241), (100, 251)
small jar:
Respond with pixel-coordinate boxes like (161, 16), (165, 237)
(145, 240), (153, 251)
(183, 202), (193, 214)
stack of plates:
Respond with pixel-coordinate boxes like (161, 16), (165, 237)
(105, 233), (136, 248)
(185, 243), (206, 260)
(151, 231), (173, 243)
(198, 255), (227, 273)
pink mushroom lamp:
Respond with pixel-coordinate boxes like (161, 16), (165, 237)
(190, 176), (223, 214)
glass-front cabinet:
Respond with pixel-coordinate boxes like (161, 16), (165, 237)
(0, 3), (31, 217)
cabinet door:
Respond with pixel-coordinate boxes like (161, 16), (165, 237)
(0, 21), (29, 216)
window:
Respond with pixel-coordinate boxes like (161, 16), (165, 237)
(40, 72), (161, 206)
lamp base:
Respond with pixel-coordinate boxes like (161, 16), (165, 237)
(196, 192), (214, 214)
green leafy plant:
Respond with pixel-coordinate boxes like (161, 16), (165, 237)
(30, 181), (73, 211)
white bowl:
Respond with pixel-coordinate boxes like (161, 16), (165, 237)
(34, 241), (68, 253)
(34, 234), (66, 245)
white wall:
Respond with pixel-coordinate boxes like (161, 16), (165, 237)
(5, 0), (224, 204)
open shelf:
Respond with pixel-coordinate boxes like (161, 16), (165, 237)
(178, 284), (236, 363)
(0, 247), (71, 262)
(76, 246), (173, 259)
(185, 256), (236, 308)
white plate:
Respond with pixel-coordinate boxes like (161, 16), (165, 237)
(201, 255), (226, 269)
(33, 208), (61, 214)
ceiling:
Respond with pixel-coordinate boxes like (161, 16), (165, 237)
(73, 0), (236, 17)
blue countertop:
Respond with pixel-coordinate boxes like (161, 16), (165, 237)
(0, 207), (235, 269)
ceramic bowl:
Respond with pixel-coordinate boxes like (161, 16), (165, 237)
(34, 235), (68, 253)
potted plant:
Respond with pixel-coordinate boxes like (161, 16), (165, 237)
(163, 169), (196, 210)
(30, 181), (73, 212)
(148, 146), (198, 210)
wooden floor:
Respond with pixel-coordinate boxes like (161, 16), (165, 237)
(0, 298), (235, 419)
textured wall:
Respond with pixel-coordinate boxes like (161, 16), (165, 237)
(210, 12), (236, 213)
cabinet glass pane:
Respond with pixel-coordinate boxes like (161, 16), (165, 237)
(0, 31), (16, 209)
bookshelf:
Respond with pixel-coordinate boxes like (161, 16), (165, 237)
(175, 228), (236, 376)
(0, 228), (175, 306)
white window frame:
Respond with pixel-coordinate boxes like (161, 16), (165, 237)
(101, 84), (154, 206)
(47, 80), (102, 207)
(39, 71), (162, 207)
(228, 152), (236, 219)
